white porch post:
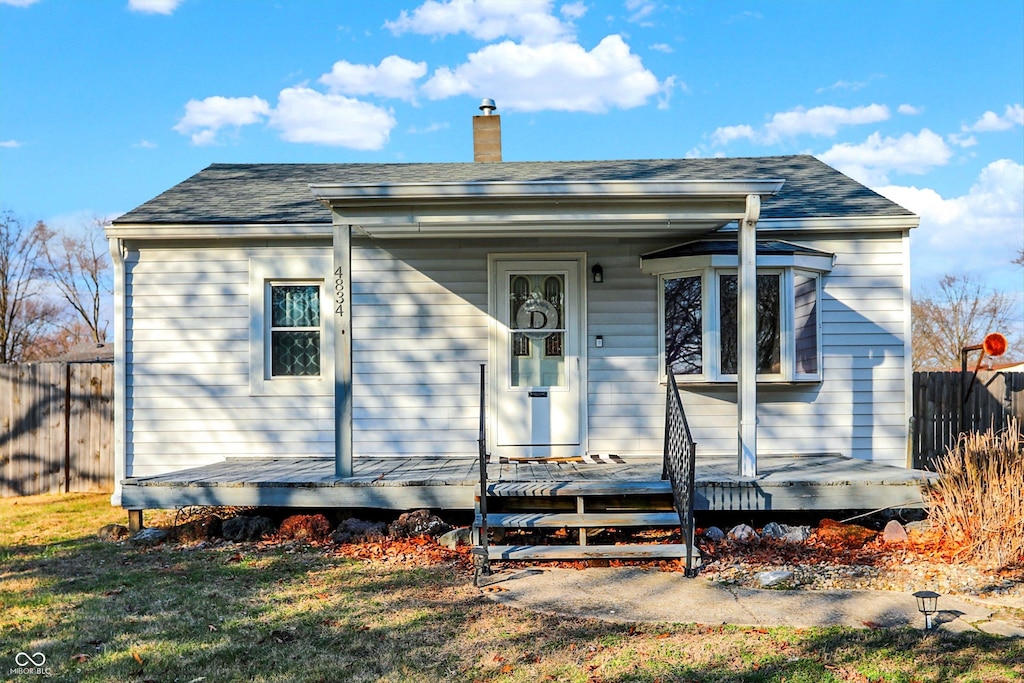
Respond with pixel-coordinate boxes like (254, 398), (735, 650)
(333, 220), (353, 478)
(737, 194), (760, 477)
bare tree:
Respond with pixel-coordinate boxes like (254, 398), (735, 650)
(38, 217), (112, 343)
(0, 212), (64, 363)
(912, 274), (1020, 371)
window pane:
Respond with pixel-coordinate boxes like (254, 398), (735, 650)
(272, 285), (320, 327)
(794, 273), (818, 374)
(664, 276), (702, 375)
(720, 274), (781, 375)
(509, 273), (566, 387)
(271, 331), (321, 376)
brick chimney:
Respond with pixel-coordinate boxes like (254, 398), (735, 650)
(473, 98), (502, 162)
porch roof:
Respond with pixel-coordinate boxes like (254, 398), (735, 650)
(109, 155), (915, 238)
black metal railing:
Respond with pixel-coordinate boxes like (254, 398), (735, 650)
(473, 363), (491, 581)
(662, 366), (698, 577)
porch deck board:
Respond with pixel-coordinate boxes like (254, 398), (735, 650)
(121, 454), (932, 512)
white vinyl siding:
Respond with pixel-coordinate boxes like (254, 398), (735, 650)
(125, 245), (334, 477)
(122, 230), (910, 477)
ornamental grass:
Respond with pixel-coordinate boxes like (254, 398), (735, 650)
(925, 419), (1024, 569)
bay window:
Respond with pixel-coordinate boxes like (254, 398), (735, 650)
(645, 240), (832, 383)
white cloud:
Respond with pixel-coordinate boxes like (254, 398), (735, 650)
(625, 0), (656, 25)
(712, 104), (890, 146)
(963, 103), (1024, 132)
(817, 129), (952, 185)
(0, 139), (21, 148)
(649, 42), (673, 53)
(319, 56), (427, 101)
(878, 159), (1024, 291)
(385, 0), (574, 45)
(407, 121), (450, 134)
(421, 35), (661, 113)
(560, 1), (587, 19)
(711, 124), (755, 146)
(898, 104), (922, 115)
(0, 0), (41, 6)
(173, 95), (270, 145)
(128, 0), (184, 14)
(948, 132), (977, 148)
(133, 140), (158, 149)
(268, 87), (395, 149)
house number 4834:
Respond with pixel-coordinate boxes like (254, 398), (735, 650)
(334, 267), (345, 317)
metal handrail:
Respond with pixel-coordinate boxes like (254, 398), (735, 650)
(474, 363), (491, 580)
(662, 365), (698, 577)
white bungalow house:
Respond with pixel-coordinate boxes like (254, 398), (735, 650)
(107, 111), (922, 530)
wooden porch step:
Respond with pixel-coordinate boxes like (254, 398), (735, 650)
(486, 543), (693, 561)
(478, 512), (680, 528)
(487, 480), (672, 497)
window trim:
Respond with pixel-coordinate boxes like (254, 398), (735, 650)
(249, 254), (334, 396)
(658, 264), (825, 385)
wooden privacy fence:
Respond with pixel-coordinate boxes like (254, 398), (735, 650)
(912, 371), (1024, 470)
(1, 362), (114, 497)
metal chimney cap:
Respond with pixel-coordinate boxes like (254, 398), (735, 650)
(479, 98), (497, 114)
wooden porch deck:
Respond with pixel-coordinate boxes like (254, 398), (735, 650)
(120, 454), (933, 512)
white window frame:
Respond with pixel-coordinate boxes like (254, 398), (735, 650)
(249, 254), (334, 396)
(659, 264), (824, 384)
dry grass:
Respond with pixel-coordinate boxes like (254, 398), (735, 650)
(1, 494), (1022, 682)
(926, 420), (1024, 569)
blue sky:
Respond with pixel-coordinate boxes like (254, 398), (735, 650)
(2, 0), (1022, 306)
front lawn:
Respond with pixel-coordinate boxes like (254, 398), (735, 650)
(1, 494), (1021, 682)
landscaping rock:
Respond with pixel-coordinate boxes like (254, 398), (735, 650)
(131, 527), (168, 546)
(728, 524), (759, 544)
(278, 514), (332, 542)
(702, 526), (726, 542)
(756, 570), (794, 588)
(437, 527), (473, 549)
(389, 509), (452, 538)
(331, 518), (387, 543)
(762, 523), (812, 543)
(781, 526), (812, 543)
(222, 515), (277, 542)
(97, 523), (129, 542)
(175, 514), (222, 543)
(905, 520), (932, 535)
(882, 520), (909, 544)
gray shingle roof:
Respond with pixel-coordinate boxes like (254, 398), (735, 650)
(114, 155), (913, 225)
(642, 239), (834, 260)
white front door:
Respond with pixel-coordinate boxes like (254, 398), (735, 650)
(492, 258), (583, 455)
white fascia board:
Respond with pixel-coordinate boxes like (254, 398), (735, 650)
(309, 178), (786, 202)
(105, 222), (331, 239)
(723, 215), (920, 233)
(363, 219), (730, 239)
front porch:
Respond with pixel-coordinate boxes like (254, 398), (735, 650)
(120, 454), (932, 517)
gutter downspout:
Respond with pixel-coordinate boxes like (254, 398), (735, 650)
(108, 237), (127, 505)
(737, 195), (760, 477)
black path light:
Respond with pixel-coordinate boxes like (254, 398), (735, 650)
(913, 590), (941, 630)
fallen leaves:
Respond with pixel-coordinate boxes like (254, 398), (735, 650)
(331, 536), (473, 570)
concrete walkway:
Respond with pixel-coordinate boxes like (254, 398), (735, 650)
(481, 567), (1024, 637)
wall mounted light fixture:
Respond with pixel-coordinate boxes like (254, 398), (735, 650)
(591, 264), (604, 283)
